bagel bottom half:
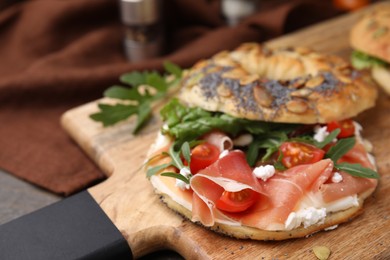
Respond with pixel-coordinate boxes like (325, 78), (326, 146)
(153, 184), (374, 241)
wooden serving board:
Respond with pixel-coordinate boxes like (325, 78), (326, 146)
(61, 3), (390, 259)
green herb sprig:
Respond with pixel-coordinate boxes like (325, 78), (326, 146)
(160, 98), (299, 146)
(351, 50), (388, 70)
(324, 137), (379, 179)
(90, 61), (182, 134)
(146, 141), (193, 184)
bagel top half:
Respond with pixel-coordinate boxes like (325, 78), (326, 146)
(179, 43), (378, 124)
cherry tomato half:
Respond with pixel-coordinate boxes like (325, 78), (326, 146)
(326, 119), (355, 138)
(189, 143), (220, 174)
(279, 142), (325, 168)
(216, 189), (257, 213)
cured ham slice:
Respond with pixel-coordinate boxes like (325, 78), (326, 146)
(189, 146), (377, 230)
(191, 151), (335, 230)
(190, 151), (266, 226)
(202, 130), (233, 152)
(231, 159), (334, 230)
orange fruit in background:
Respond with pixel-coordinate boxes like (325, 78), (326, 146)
(333, 0), (371, 11)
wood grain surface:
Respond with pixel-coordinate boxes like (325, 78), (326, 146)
(61, 3), (390, 259)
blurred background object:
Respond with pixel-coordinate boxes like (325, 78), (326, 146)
(119, 0), (163, 61)
(221, 0), (260, 26)
(332, 0), (371, 11)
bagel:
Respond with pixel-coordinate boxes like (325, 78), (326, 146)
(145, 43), (379, 241)
(350, 7), (390, 95)
(350, 8), (390, 64)
(179, 43), (377, 124)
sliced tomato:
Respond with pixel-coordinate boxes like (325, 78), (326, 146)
(216, 189), (257, 213)
(326, 119), (355, 138)
(279, 142), (325, 168)
(189, 143), (220, 174)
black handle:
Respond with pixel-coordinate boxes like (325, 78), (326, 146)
(0, 191), (133, 260)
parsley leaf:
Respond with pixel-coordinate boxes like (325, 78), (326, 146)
(90, 61), (182, 133)
(89, 103), (138, 127)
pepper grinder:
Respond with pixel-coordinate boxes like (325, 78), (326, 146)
(119, 0), (163, 61)
(221, 0), (259, 26)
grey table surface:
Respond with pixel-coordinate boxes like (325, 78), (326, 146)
(0, 169), (60, 225)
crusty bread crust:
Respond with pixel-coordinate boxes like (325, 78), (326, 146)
(350, 8), (390, 63)
(179, 43), (377, 124)
(155, 183), (374, 241)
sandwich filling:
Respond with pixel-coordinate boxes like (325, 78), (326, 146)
(146, 99), (378, 232)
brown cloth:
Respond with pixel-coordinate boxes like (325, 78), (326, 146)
(0, 0), (340, 196)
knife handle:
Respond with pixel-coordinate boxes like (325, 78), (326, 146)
(0, 191), (133, 260)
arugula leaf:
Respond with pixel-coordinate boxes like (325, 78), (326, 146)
(250, 132), (288, 165)
(147, 140), (193, 183)
(161, 98), (299, 144)
(322, 137), (378, 179)
(167, 142), (185, 169)
(160, 98), (191, 127)
(259, 139), (282, 163)
(161, 172), (190, 184)
(90, 62), (182, 131)
(181, 142), (191, 164)
(325, 137), (356, 162)
(274, 152), (286, 171)
(335, 162), (380, 179)
(246, 137), (282, 167)
(146, 163), (171, 178)
(315, 129), (340, 149)
(351, 50), (388, 70)
(246, 140), (261, 167)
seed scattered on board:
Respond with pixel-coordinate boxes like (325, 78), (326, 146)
(313, 246), (331, 260)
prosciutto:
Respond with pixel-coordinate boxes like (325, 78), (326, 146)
(190, 151), (334, 230)
(202, 130), (233, 152)
(190, 151), (266, 226)
(189, 144), (378, 230)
